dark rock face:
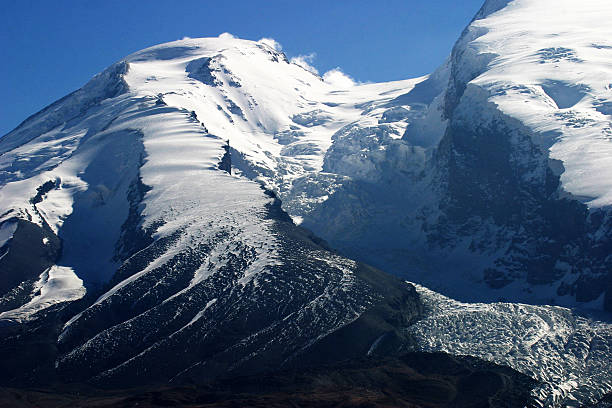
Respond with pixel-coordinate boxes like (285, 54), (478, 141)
(186, 57), (221, 87)
(432, 103), (612, 309)
(0, 186), (421, 389)
(217, 141), (232, 174)
(0, 352), (538, 408)
(29, 180), (59, 205)
(186, 56), (242, 88)
(0, 218), (61, 313)
(0, 196), (424, 392)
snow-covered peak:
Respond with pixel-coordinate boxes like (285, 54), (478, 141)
(117, 34), (423, 192)
(472, 0), (512, 21)
(449, 0), (612, 207)
(0, 33), (423, 323)
(125, 35), (288, 64)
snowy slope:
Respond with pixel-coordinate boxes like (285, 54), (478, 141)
(413, 0), (612, 310)
(0, 35), (424, 322)
(465, 0), (612, 208)
(0, 35), (422, 387)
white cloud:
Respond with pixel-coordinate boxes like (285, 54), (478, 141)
(290, 53), (319, 75)
(218, 32), (236, 40)
(258, 37), (282, 51)
(322, 68), (356, 88)
(252, 38), (358, 87)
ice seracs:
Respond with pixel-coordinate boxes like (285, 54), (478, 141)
(409, 283), (612, 407)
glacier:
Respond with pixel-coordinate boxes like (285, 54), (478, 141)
(409, 283), (612, 407)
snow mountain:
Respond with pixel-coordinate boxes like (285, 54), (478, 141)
(0, 32), (433, 390)
(423, 0), (612, 310)
(0, 0), (611, 406)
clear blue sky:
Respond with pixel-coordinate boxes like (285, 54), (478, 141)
(0, 0), (485, 136)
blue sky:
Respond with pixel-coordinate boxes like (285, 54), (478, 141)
(0, 0), (485, 136)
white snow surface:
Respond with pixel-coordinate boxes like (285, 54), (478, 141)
(0, 266), (86, 323)
(460, 0), (612, 207)
(122, 36), (423, 191)
(409, 282), (612, 407)
(59, 102), (285, 331)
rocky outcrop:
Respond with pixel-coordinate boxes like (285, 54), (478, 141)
(0, 218), (61, 313)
